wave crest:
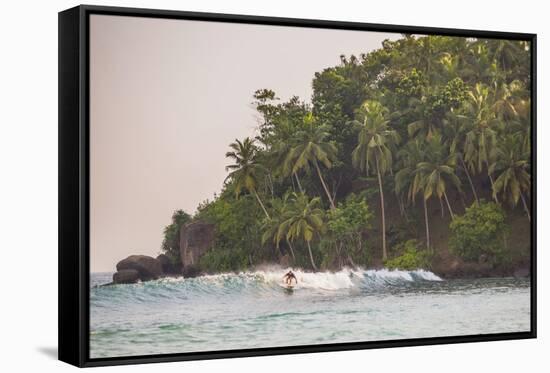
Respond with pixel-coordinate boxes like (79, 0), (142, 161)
(92, 267), (442, 300)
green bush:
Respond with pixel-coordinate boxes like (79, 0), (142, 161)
(325, 194), (373, 267)
(198, 247), (250, 273)
(194, 189), (269, 273)
(384, 239), (431, 270)
(161, 210), (192, 262)
(449, 201), (509, 262)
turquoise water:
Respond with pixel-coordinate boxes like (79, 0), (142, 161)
(90, 268), (530, 358)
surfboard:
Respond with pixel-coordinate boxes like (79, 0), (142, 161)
(279, 283), (295, 292)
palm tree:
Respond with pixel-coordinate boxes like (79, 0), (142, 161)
(487, 39), (523, 72)
(401, 136), (461, 252)
(225, 137), (270, 219)
(406, 97), (442, 140)
(463, 83), (499, 202)
(442, 111), (479, 204)
(395, 139), (432, 250)
(284, 113), (338, 209)
(490, 135), (531, 221)
(280, 193), (325, 271)
(416, 135), (462, 220)
(492, 80), (531, 153)
(269, 117), (305, 193)
(352, 100), (400, 260)
(261, 194), (296, 260)
(395, 140), (426, 204)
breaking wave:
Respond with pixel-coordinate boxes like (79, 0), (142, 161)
(91, 267), (442, 306)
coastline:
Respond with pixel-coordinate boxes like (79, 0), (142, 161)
(96, 257), (530, 288)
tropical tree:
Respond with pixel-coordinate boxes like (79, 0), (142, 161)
(279, 193), (325, 270)
(395, 139), (433, 250)
(352, 100), (400, 260)
(462, 83), (499, 201)
(161, 209), (192, 261)
(261, 194), (296, 259)
(405, 78), (467, 140)
(398, 136), (461, 252)
(326, 194), (373, 267)
(268, 117), (305, 193)
(225, 137), (270, 219)
(395, 140), (426, 203)
(442, 111), (479, 204)
(490, 135), (531, 221)
(285, 113), (338, 209)
(416, 135), (462, 219)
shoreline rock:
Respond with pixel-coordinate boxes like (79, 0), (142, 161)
(179, 221), (215, 278)
(156, 254), (182, 275)
(113, 269), (140, 284)
(115, 255), (163, 282)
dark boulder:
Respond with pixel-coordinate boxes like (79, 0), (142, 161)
(513, 267), (530, 278)
(116, 255), (163, 281)
(156, 254), (181, 275)
(113, 269), (140, 284)
(179, 221), (215, 272)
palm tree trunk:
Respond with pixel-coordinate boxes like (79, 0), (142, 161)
(313, 159), (336, 209)
(337, 242), (344, 269)
(306, 241), (318, 271)
(443, 191), (455, 219)
(439, 198), (445, 218)
(520, 191), (531, 222)
(424, 197), (431, 252)
(253, 191), (270, 219)
(460, 156), (479, 205)
(294, 172), (304, 193)
(375, 160), (387, 260)
(488, 174), (499, 204)
(332, 173), (343, 202)
(460, 194), (467, 210)
(287, 239), (296, 260)
(269, 174), (275, 197)
(266, 174), (274, 197)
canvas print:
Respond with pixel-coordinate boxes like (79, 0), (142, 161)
(89, 15), (532, 358)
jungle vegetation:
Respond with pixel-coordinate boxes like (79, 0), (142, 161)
(162, 35), (531, 272)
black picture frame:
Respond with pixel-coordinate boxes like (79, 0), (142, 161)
(59, 4), (537, 368)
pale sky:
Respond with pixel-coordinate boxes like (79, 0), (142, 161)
(90, 14), (398, 272)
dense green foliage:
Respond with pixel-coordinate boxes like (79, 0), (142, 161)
(449, 201), (508, 262)
(384, 240), (432, 270)
(163, 35), (531, 272)
(194, 191), (265, 272)
(160, 210), (192, 263)
(324, 194), (373, 267)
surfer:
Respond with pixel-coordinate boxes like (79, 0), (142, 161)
(283, 270), (297, 286)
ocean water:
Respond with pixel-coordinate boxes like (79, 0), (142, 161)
(90, 268), (531, 358)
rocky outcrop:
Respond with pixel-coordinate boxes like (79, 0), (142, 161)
(432, 253), (531, 279)
(513, 266), (530, 278)
(115, 255), (163, 281)
(179, 221), (215, 277)
(109, 222), (214, 283)
(113, 269), (140, 284)
(156, 254), (181, 275)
